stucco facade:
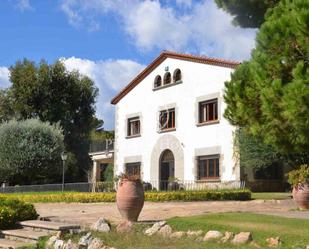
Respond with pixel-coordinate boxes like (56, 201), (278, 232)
(112, 52), (240, 187)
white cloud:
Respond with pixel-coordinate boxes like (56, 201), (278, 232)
(61, 57), (145, 129)
(15, 0), (33, 12)
(124, 1), (190, 51)
(60, 0), (256, 60)
(0, 67), (10, 89)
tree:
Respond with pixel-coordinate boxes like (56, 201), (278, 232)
(0, 119), (64, 185)
(224, 0), (309, 160)
(215, 0), (279, 28)
(0, 89), (14, 122)
(9, 60), (99, 181)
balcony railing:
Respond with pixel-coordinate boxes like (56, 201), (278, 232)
(89, 139), (114, 153)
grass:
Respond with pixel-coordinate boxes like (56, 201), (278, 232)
(26, 212), (309, 249)
(251, 192), (292, 200)
(168, 212), (309, 248)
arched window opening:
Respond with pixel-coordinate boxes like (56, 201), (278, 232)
(154, 75), (162, 88)
(173, 69), (182, 82)
(163, 72), (171, 85)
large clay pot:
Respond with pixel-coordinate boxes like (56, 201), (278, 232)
(116, 179), (144, 222)
(293, 184), (309, 209)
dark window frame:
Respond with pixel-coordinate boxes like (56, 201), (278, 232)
(163, 72), (171, 85)
(197, 155), (220, 180)
(154, 75), (162, 88)
(125, 162), (141, 177)
(127, 117), (141, 137)
(173, 68), (182, 82)
(198, 98), (218, 124)
(159, 108), (175, 131)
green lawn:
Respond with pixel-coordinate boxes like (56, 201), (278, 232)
(28, 212), (309, 249)
(251, 192), (292, 200)
(168, 212), (309, 248)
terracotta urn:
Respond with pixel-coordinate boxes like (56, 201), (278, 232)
(116, 179), (144, 222)
(292, 184), (309, 210)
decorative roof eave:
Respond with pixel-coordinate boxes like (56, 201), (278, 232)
(111, 50), (241, 105)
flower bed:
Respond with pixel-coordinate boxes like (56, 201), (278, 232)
(0, 197), (38, 229)
(0, 189), (251, 203)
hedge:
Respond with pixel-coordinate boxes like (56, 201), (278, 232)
(0, 197), (38, 229)
(0, 189), (251, 203)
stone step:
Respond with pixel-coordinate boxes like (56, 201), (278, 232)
(0, 228), (49, 242)
(0, 238), (36, 249)
(18, 220), (80, 232)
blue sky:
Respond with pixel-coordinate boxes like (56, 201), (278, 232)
(0, 0), (256, 129)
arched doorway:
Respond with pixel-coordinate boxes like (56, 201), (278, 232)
(159, 149), (175, 190)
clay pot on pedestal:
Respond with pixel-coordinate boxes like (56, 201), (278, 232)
(116, 179), (144, 222)
(292, 184), (309, 210)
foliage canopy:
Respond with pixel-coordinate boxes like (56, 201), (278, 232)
(224, 0), (309, 157)
(0, 119), (64, 184)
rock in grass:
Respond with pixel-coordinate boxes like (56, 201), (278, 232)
(203, 230), (223, 241)
(46, 236), (57, 249)
(220, 231), (234, 243)
(87, 238), (104, 249)
(91, 218), (111, 233)
(170, 231), (186, 239)
(116, 220), (133, 233)
(78, 232), (93, 247)
(266, 237), (281, 247)
(63, 239), (78, 249)
(186, 230), (203, 237)
(144, 221), (166, 236)
(231, 232), (252, 245)
(157, 225), (173, 238)
(54, 239), (65, 249)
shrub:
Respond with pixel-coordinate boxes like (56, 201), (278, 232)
(287, 164), (309, 187)
(0, 198), (38, 229)
(0, 119), (64, 184)
(0, 189), (251, 203)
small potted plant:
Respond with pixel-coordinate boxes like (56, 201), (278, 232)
(116, 173), (145, 222)
(287, 164), (309, 210)
(168, 177), (180, 191)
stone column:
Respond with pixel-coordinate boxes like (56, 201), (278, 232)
(92, 161), (99, 192)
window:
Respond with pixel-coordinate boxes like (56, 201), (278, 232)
(163, 72), (171, 85)
(159, 108), (175, 131)
(154, 75), (162, 88)
(197, 155), (220, 180)
(127, 117), (140, 137)
(199, 99), (218, 123)
(173, 69), (182, 82)
(125, 162), (141, 177)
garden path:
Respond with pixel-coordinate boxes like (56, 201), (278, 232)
(35, 199), (309, 227)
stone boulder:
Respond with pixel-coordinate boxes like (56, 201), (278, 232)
(170, 231), (186, 239)
(144, 221), (166, 236)
(231, 232), (252, 245)
(186, 230), (203, 237)
(63, 239), (78, 249)
(116, 220), (133, 233)
(54, 239), (65, 249)
(91, 218), (111, 233)
(87, 238), (104, 249)
(78, 232), (93, 248)
(203, 230), (223, 241)
(157, 225), (173, 238)
(266, 237), (281, 247)
(46, 236), (58, 249)
(220, 231), (234, 243)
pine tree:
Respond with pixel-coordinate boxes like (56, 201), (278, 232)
(224, 0), (309, 157)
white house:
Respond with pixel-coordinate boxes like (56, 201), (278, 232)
(110, 51), (241, 190)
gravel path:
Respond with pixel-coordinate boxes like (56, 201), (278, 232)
(34, 199), (309, 227)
